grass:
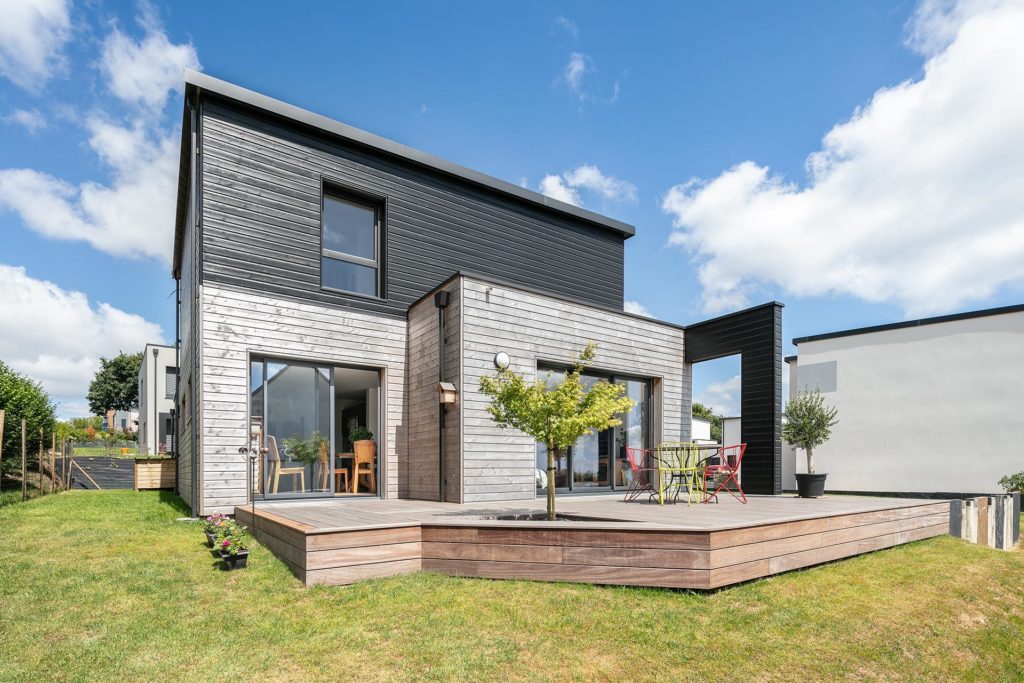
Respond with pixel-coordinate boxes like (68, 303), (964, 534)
(0, 492), (1021, 682)
(71, 446), (154, 459)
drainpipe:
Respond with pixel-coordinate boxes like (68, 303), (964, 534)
(434, 290), (450, 502)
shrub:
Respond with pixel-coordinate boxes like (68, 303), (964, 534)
(998, 472), (1024, 493)
(349, 426), (374, 442)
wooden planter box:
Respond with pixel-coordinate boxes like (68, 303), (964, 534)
(134, 458), (176, 491)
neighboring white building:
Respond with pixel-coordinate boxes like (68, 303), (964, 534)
(691, 416), (713, 443)
(138, 343), (178, 456)
(104, 409), (139, 433)
(788, 304), (1024, 495)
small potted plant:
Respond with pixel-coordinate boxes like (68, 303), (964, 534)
(201, 513), (230, 547)
(218, 523), (250, 570)
(783, 388), (839, 498)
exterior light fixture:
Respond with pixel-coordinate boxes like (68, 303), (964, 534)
(437, 381), (458, 404)
(493, 351), (510, 370)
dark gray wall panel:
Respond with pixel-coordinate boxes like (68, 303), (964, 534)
(686, 302), (784, 496)
(199, 98), (625, 316)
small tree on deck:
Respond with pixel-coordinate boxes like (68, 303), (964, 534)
(782, 388), (839, 474)
(479, 343), (635, 520)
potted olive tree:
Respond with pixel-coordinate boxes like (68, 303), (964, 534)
(479, 342), (635, 520)
(782, 388), (838, 498)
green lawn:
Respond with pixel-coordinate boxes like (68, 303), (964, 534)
(0, 492), (1021, 682)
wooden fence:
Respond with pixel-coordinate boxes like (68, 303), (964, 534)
(949, 493), (1021, 551)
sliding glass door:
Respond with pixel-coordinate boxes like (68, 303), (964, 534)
(535, 365), (652, 494)
(250, 357), (381, 499)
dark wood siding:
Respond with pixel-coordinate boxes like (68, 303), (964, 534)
(198, 97), (625, 317)
(685, 302), (784, 496)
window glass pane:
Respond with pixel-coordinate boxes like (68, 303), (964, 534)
(323, 194), (375, 260)
(323, 257), (377, 296)
(263, 363), (332, 495)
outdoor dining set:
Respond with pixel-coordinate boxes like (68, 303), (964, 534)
(624, 442), (747, 505)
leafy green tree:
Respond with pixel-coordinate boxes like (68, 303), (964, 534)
(997, 472), (1024, 493)
(691, 402), (723, 442)
(480, 343), (635, 520)
(0, 361), (57, 476)
(87, 352), (143, 415)
(782, 389), (839, 474)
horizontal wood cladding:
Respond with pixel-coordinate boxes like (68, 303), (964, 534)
(199, 283), (407, 513)
(237, 499), (948, 590)
(459, 278), (689, 502)
(685, 303), (784, 495)
(198, 99), (625, 317)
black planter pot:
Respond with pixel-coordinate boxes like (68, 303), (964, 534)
(205, 531), (217, 547)
(220, 550), (249, 570)
(795, 473), (828, 498)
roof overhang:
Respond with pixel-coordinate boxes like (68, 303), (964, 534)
(171, 70), (636, 278)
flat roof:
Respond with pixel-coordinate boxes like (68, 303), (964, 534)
(792, 302), (1024, 345)
(172, 70), (635, 277)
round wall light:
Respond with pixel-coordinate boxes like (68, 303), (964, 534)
(493, 351), (511, 370)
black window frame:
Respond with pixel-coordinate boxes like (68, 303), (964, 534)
(319, 181), (387, 300)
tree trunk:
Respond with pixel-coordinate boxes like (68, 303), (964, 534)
(806, 446), (814, 475)
(546, 444), (557, 521)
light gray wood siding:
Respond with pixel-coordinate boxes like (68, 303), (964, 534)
(459, 278), (689, 503)
(175, 180), (197, 511)
(404, 281), (462, 502)
(197, 283), (407, 514)
(198, 99), (625, 318)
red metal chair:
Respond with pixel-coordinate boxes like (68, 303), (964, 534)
(702, 443), (747, 504)
(624, 447), (660, 502)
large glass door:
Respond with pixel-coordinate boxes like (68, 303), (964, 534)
(250, 357), (382, 499)
(535, 366), (652, 495)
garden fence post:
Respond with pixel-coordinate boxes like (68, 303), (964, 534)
(51, 434), (56, 494)
(0, 409), (5, 493)
(21, 420), (27, 501)
(38, 428), (44, 493)
(61, 438), (67, 491)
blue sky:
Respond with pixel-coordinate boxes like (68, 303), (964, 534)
(2, 0), (1023, 417)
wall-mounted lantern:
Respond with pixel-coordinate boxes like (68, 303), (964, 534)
(437, 381), (458, 405)
(493, 351), (511, 370)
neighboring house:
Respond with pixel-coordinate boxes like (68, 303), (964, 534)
(104, 409), (138, 434)
(138, 343), (177, 455)
(788, 303), (1024, 495)
(171, 71), (785, 514)
(691, 416), (713, 443)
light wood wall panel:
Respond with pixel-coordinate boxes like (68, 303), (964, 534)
(198, 283), (407, 514)
(459, 277), (689, 502)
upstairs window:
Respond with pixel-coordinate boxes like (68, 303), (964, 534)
(321, 188), (382, 297)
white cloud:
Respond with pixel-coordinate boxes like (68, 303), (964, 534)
(0, 0), (71, 90)
(555, 16), (579, 38)
(100, 7), (199, 112)
(4, 108), (47, 134)
(696, 373), (741, 417)
(0, 264), (164, 418)
(662, 0), (1024, 316)
(538, 164), (637, 207)
(559, 52), (619, 105)
(0, 8), (199, 264)
(624, 300), (652, 317)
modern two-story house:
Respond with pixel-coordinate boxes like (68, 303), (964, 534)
(172, 71), (784, 516)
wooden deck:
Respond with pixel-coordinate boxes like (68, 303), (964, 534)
(234, 494), (951, 589)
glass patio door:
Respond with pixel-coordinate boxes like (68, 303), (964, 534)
(535, 366), (652, 494)
(251, 359), (333, 498)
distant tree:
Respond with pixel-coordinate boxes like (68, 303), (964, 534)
(480, 343), (635, 520)
(782, 389), (839, 474)
(0, 361), (57, 476)
(691, 402), (723, 442)
(87, 352), (143, 416)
